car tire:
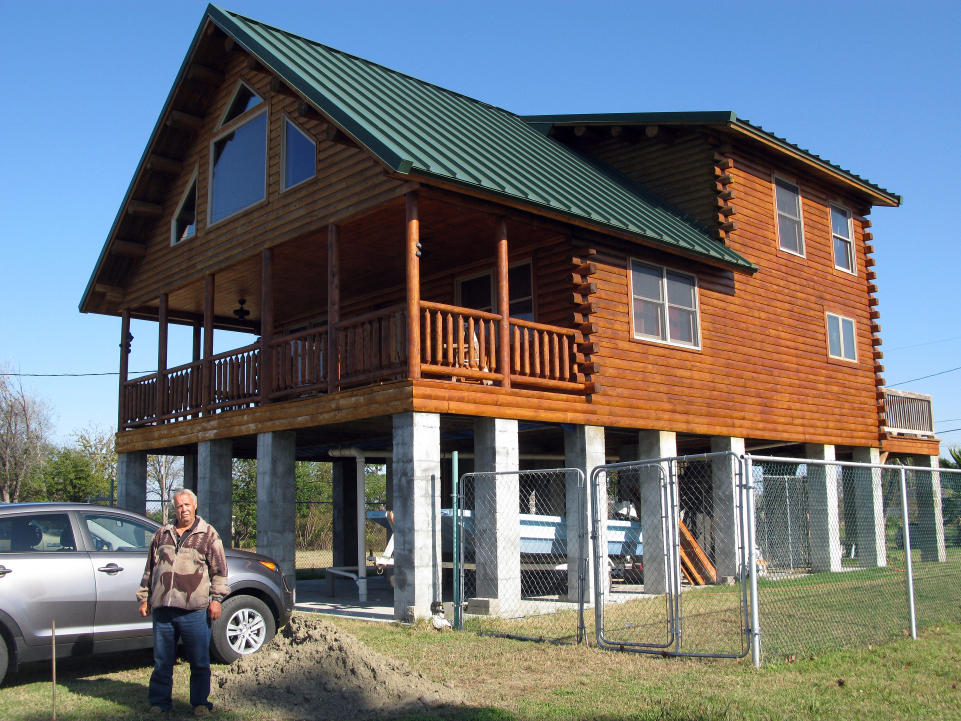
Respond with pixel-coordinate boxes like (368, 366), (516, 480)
(0, 634), (8, 685)
(210, 595), (275, 663)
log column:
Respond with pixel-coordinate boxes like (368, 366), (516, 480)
(496, 219), (511, 388)
(118, 310), (131, 430)
(406, 191), (421, 380)
(327, 224), (340, 393)
(156, 293), (168, 422)
(260, 248), (274, 404)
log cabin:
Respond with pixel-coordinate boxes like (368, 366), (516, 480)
(81, 5), (941, 618)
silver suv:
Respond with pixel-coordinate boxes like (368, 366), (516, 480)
(0, 503), (293, 684)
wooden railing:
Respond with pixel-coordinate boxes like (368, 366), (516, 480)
(120, 303), (590, 428)
(270, 328), (328, 400)
(336, 305), (407, 389)
(883, 388), (935, 437)
(420, 301), (502, 383)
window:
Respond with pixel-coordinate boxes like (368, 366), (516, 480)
(82, 514), (154, 553)
(171, 171), (197, 245)
(831, 205), (854, 273)
(0, 514), (75, 553)
(456, 261), (533, 319)
(775, 177), (804, 255)
(282, 117), (316, 191)
(209, 83), (267, 225)
(630, 259), (699, 347)
(826, 313), (857, 361)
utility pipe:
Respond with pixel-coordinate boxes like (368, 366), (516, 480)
(328, 447), (368, 603)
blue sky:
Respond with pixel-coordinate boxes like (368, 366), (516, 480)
(1, 0), (958, 451)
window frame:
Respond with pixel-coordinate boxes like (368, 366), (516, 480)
(170, 167), (198, 246)
(281, 115), (317, 192)
(825, 312), (858, 362)
(830, 204), (856, 274)
(207, 102), (269, 227)
(774, 175), (806, 257)
(218, 81), (263, 128)
(629, 258), (701, 349)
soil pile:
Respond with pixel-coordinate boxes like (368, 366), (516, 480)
(212, 614), (466, 720)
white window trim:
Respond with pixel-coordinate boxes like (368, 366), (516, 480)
(773, 175), (805, 257)
(218, 81), (263, 129)
(207, 104), (268, 228)
(629, 258), (701, 349)
(826, 312), (858, 362)
(830, 204), (856, 275)
(170, 167), (198, 246)
(281, 115), (317, 192)
(455, 260), (534, 318)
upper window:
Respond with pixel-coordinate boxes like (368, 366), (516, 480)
(831, 205), (855, 273)
(826, 313), (857, 361)
(282, 117), (316, 191)
(775, 177), (804, 256)
(221, 83), (263, 126)
(171, 171), (197, 245)
(630, 259), (699, 348)
(210, 106), (267, 224)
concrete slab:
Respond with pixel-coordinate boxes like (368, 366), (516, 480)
(294, 574), (396, 623)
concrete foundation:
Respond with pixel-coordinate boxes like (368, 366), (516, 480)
(805, 444), (842, 572)
(332, 458), (359, 567)
(182, 454), (198, 494)
(565, 425), (606, 601)
(850, 447), (886, 568)
(197, 439), (233, 544)
(711, 436), (745, 578)
(473, 418), (521, 608)
(637, 430), (676, 595)
(256, 431), (297, 588)
(392, 412), (441, 621)
(916, 455), (947, 563)
(116, 451), (147, 514)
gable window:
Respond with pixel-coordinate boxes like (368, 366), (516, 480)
(826, 313), (857, 361)
(282, 117), (316, 191)
(775, 177), (804, 256)
(831, 205), (854, 273)
(209, 91), (267, 224)
(171, 171), (197, 245)
(456, 261), (533, 320)
(221, 82), (263, 126)
(630, 259), (699, 347)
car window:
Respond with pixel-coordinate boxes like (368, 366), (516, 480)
(83, 514), (155, 553)
(0, 513), (76, 553)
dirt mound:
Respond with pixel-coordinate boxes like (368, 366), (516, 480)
(212, 614), (466, 720)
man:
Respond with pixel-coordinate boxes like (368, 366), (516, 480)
(138, 488), (228, 716)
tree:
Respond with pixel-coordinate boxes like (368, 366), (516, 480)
(148, 455), (183, 524)
(73, 426), (117, 503)
(940, 446), (961, 547)
(232, 459), (258, 548)
(0, 372), (51, 503)
(941, 446), (961, 469)
(42, 446), (110, 502)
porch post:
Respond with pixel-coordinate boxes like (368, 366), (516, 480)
(118, 309), (130, 430)
(156, 293), (168, 421)
(327, 223), (340, 393)
(496, 219), (511, 388)
(405, 191), (421, 380)
(260, 247), (274, 404)
(203, 273), (214, 412)
(191, 322), (201, 419)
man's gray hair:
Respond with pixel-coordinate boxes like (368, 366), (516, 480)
(169, 487), (197, 504)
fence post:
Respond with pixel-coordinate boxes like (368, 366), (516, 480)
(452, 452), (461, 630)
(899, 467), (918, 640)
(745, 455), (762, 668)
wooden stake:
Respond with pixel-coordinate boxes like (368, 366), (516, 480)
(51, 619), (56, 721)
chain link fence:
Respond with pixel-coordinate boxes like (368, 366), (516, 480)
(453, 468), (588, 643)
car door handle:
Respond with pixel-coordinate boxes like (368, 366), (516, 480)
(97, 563), (124, 574)
(0, 565), (11, 577)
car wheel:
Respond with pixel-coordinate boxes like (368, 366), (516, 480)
(0, 635), (8, 685)
(211, 595), (275, 663)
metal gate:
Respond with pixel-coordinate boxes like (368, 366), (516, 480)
(590, 453), (753, 659)
(452, 468), (588, 644)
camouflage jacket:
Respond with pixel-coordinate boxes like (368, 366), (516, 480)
(137, 516), (229, 611)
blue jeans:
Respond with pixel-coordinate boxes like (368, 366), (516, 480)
(148, 607), (212, 711)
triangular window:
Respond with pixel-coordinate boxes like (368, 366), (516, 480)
(221, 82), (263, 127)
(171, 172), (197, 245)
(282, 117), (316, 191)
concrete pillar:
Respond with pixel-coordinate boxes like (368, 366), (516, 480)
(711, 437), (745, 579)
(916, 455), (947, 562)
(637, 431), (676, 594)
(473, 418), (521, 608)
(197, 440), (233, 546)
(116, 451), (147, 514)
(392, 412), (441, 621)
(850, 447), (886, 568)
(384, 459), (393, 510)
(564, 424), (606, 602)
(256, 431), (296, 588)
(182, 454), (198, 494)
(805, 444), (841, 572)
(332, 458), (359, 567)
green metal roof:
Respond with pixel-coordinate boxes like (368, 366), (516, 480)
(205, 6), (755, 272)
(522, 112), (901, 207)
